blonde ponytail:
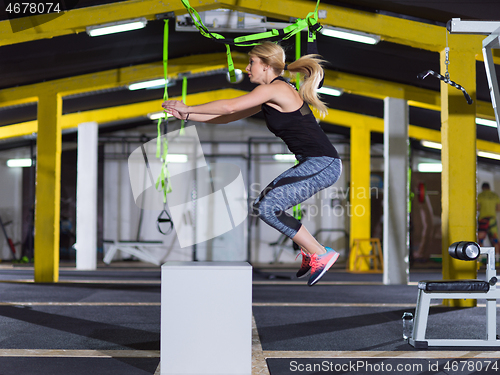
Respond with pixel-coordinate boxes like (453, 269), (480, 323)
(249, 42), (328, 117)
(286, 55), (328, 117)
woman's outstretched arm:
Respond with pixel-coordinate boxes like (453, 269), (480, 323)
(162, 84), (275, 117)
(166, 103), (261, 124)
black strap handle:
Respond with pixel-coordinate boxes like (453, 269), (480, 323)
(417, 70), (473, 105)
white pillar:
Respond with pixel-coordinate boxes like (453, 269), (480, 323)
(383, 98), (409, 284)
(76, 122), (98, 270)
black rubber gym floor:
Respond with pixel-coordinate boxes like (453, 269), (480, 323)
(0, 263), (497, 375)
(0, 264), (161, 375)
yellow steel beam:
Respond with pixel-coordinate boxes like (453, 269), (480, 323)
(0, 89), (247, 140)
(34, 92), (62, 283)
(325, 71), (440, 112)
(0, 53), (239, 105)
(3, 89), (500, 159)
(320, 108), (382, 131)
(60, 89), (245, 127)
(0, 0), (450, 50)
(324, 70), (495, 117)
(2, 0), (500, 67)
(237, 0), (446, 52)
(0, 0), (220, 47)
(440, 36), (477, 306)
(348, 121), (372, 271)
(0, 121), (37, 139)
(409, 126), (440, 144)
(1, 51), (494, 124)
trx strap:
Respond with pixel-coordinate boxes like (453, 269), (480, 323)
(155, 19), (172, 203)
(155, 19), (174, 234)
(157, 203), (174, 235)
(292, 37), (302, 226)
(180, 0), (323, 81)
(180, 75), (188, 134)
(295, 32), (301, 90)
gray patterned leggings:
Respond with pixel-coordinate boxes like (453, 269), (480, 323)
(252, 155), (342, 239)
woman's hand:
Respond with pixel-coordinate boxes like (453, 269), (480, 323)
(162, 100), (188, 120)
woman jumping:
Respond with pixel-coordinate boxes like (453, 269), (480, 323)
(162, 42), (342, 286)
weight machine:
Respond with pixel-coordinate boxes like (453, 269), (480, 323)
(447, 18), (500, 138)
(409, 242), (499, 348)
(409, 19), (500, 348)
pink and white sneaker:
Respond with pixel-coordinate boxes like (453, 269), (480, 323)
(308, 247), (340, 286)
(295, 250), (311, 279)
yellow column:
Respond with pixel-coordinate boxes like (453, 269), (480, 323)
(349, 121), (372, 270)
(440, 35), (477, 307)
(34, 92), (62, 283)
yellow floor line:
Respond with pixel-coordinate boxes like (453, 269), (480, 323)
(253, 302), (489, 308)
(252, 302), (425, 308)
(0, 349), (159, 358)
(252, 315), (271, 375)
(1, 279), (419, 286)
(0, 279), (160, 284)
(4, 302), (487, 308)
(2, 302), (471, 308)
(252, 281), (385, 285)
(263, 350), (500, 359)
(0, 302), (160, 306)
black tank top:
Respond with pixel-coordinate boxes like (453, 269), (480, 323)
(261, 76), (339, 159)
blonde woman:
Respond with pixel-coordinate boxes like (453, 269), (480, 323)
(162, 42), (342, 286)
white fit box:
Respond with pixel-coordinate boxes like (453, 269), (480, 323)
(161, 261), (252, 375)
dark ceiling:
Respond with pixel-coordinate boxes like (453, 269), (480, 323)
(1, 0), (500, 149)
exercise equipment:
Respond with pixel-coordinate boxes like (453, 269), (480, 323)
(348, 238), (383, 273)
(417, 69), (473, 105)
(103, 240), (163, 266)
(152, 19), (176, 236)
(0, 216), (16, 260)
(447, 18), (500, 140)
(409, 242), (500, 348)
(179, 0), (323, 82)
(417, 29), (473, 105)
(415, 182), (439, 204)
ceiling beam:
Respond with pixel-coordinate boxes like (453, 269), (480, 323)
(3, 87), (500, 156)
(1, 52), (494, 120)
(0, 0), (495, 58)
(0, 52), (243, 107)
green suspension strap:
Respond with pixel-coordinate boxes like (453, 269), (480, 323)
(154, 19), (175, 235)
(155, 19), (172, 203)
(292, 34), (302, 225)
(408, 144), (414, 214)
(180, 75), (188, 135)
(177, 0), (323, 232)
(179, 0), (323, 81)
(295, 32), (301, 90)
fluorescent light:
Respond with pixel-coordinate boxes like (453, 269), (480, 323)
(7, 158), (32, 168)
(317, 87), (343, 96)
(476, 117), (497, 127)
(420, 140), (442, 150)
(166, 154), (188, 163)
(320, 26), (380, 45)
(418, 141), (500, 162)
(273, 154), (296, 162)
(417, 163), (442, 173)
(87, 18), (147, 37)
(148, 112), (174, 120)
(129, 78), (167, 91)
(478, 151), (500, 160)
